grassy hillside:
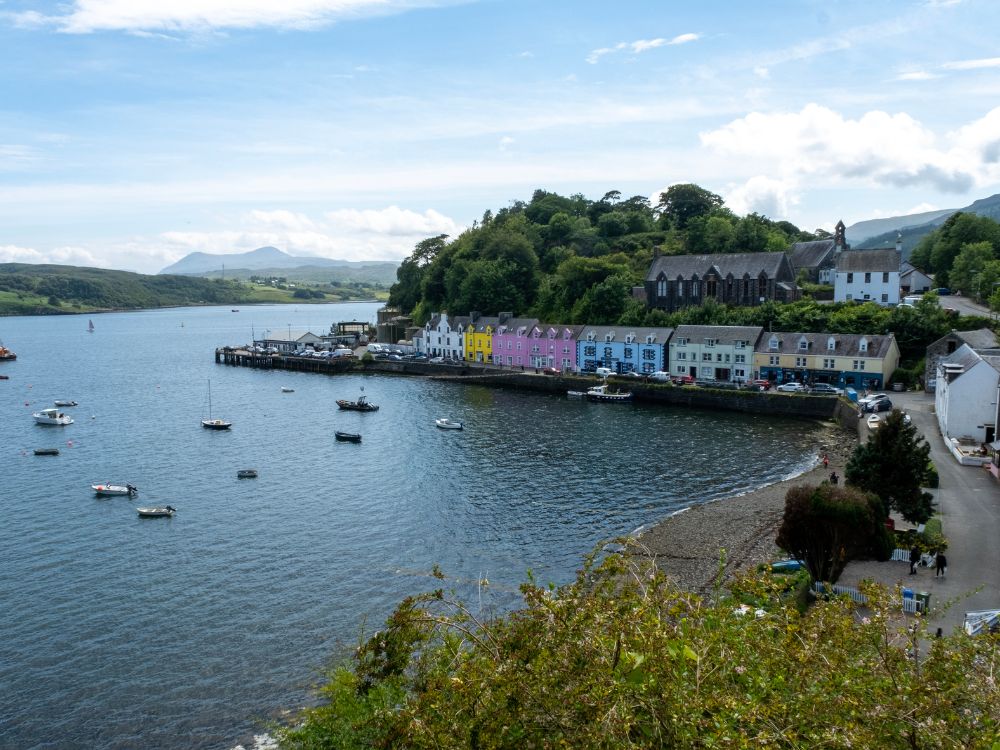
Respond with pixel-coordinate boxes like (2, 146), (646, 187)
(0, 263), (386, 315)
(186, 262), (399, 286)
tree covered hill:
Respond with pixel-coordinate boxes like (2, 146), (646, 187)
(0, 263), (382, 315)
(388, 185), (824, 326)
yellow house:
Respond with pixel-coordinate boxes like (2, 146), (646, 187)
(466, 317), (500, 363)
(753, 332), (900, 390)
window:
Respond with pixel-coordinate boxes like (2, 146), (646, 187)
(677, 351), (687, 361)
(827, 337), (836, 351)
(768, 336), (780, 351)
(516, 341), (521, 351)
(677, 365), (686, 373)
(846, 294), (853, 300)
(882, 272), (889, 283)
(705, 338), (716, 347)
(852, 360), (867, 371)
(657, 278), (667, 297)
(847, 272), (854, 283)
(701, 366), (713, 377)
(798, 338), (808, 351)
(702, 353), (712, 362)
(864, 272), (871, 283)
(823, 358), (835, 369)
(531, 345), (540, 354)
(716, 353), (723, 362)
(735, 354), (746, 364)
(769, 355), (780, 365)
(624, 347), (633, 359)
(735, 340), (746, 349)
(676, 338), (687, 346)
(724, 354), (730, 363)
(859, 337), (868, 353)
(507, 356), (513, 366)
(584, 345), (596, 356)
(795, 356), (807, 367)
(642, 349), (655, 360)
(603, 346), (613, 357)
(691, 282), (699, 297)
(735, 368), (746, 378)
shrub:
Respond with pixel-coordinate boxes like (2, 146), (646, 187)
(924, 460), (939, 488)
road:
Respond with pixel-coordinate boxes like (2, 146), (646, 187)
(839, 389), (1000, 633)
(938, 293), (991, 318)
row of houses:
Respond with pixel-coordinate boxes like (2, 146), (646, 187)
(414, 312), (901, 390)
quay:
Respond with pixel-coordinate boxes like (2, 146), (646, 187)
(215, 347), (856, 425)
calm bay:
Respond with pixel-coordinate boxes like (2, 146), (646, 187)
(0, 302), (819, 749)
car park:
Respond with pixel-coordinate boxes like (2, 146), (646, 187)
(776, 382), (805, 392)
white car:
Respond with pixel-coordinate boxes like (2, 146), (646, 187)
(858, 392), (889, 408)
(650, 371), (671, 382)
(776, 382), (805, 392)
(429, 356), (445, 364)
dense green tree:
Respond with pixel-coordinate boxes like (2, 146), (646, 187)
(950, 241), (998, 299)
(776, 483), (891, 583)
(910, 213), (1000, 285)
(655, 183), (724, 230)
(846, 410), (935, 524)
(571, 274), (630, 324)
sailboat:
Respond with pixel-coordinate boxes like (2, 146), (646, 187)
(88, 319), (95, 333)
(201, 379), (232, 430)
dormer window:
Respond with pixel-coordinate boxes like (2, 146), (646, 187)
(859, 337), (868, 353)
(705, 338), (716, 347)
(735, 340), (746, 349)
(798, 337), (809, 351)
(587, 332), (596, 342)
(533, 329), (540, 339)
(605, 332), (615, 342)
(625, 333), (635, 344)
(676, 337), (687, 346)
(827, 336), (836, 351)
(769, 335), (780, 351)
(646, 334), (655, 344)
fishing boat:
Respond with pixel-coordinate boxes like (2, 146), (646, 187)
(87, 319), (95, 333)
(92, 483), (138, 497)
(585, 384), (633, 403)
(201, 379), (231, 430)
(136, 506), (176, 518)
(335, 431), (362, 443)
(33, 448), (60, 456)
(336, 387), (378, 412)
(0, 341), (15, 360)
(54, 400), (78, 407)
(237, 469), (258, 478)
(280, 386), (294, 393)
(33, 407), (74, 425)
(435, 418), (463, 430)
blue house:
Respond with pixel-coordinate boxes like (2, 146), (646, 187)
(576, 325), (674, 374)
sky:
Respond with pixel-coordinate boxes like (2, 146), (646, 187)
(0, 0), (999, 274)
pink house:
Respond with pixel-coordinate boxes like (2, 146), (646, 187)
(491, 317), (538, 368)
(526, 323), (584, 372)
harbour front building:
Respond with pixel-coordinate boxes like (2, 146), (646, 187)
(465, 314), (504, 363)
(644, 252), (799, 312)
(754, 332), (900, 390)
(668, 325), (762, 383)
(420, 312), (471, 360)
(576, 325), (675, 375)
(525, 323), (585, 371)
(491, 317), (540, 368)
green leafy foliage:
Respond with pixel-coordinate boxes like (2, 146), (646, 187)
(278, 543), (1000, 748)
(910, 212), (1000, 287)
(846, 410), (935, 524)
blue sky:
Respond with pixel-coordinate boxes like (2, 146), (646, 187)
(1, 0), (999, 273)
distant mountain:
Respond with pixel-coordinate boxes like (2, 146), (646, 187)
(159, 246), (388, 275)
(845, 193), (1000, 258)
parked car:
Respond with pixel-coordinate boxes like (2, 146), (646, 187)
(541, 366), (561, 375)
(933, 287), (952, 295)
(595, 367), (614, 378)
(617, 370), (643, 379)
(868, 397), (893, 413)
(808, 383), (842, 395)
(858, 392), (889, 408)
(650, 371), (671, 382)
(429, 356), (445, 363)
(672, 374), (696, 385)
(745, 379), (772, 391)
(776, 382), (805, 392)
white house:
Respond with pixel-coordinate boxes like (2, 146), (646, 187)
(935, 344), (1000, 446)
(255, 330), (324, 353)
(420, 312), (470, 360)
(669, 325), (763, 383)
(834, 249), (901, 306)
(900, 261), (934, 297)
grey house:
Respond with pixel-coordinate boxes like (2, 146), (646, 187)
(925, 328), (1000, 392)
(644, 252), (799, 312)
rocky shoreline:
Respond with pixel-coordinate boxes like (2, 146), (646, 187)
(638, 420), (859, 593)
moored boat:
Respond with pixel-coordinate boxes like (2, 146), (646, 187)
(435, 418), (463, 430)
(201, 379), (231, 430)
(0, 341), (16, 360)
(137, 506), (176, 518)
(33, 407), (74, 425)
(335, 431), (362, 442)
(566, 390), (586, 399)
(237, 469), (258, 478)
(866, 414), (882, 430)
(585, 384), (633, 403)
(337, 388), (378, 412)
(54, 400), (78, 407)
(93, 483), (138, 496)
(280, 387), (294, 393)
(33, 448), (60, 456)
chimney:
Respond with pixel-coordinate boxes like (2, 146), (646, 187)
(652, 245), (661, 259)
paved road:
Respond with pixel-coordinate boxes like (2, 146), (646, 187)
(839, 390), (1000, 633)
(938, 293), (991, 318)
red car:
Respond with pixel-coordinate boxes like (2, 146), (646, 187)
(747, 379), (772, 391)
(541, 367), (561, 375)
(672, 374), (696, 385)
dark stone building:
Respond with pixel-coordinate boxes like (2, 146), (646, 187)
(644, 251), (799, 312)
(924, 328), (999, 392)
(788, 220), (849, 284)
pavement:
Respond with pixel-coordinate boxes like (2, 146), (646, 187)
(838, 389), (1000, 633)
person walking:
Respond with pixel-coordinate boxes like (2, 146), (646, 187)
(822, 454), (829, 470)
(935, 552), (948, 578)
(909, 545), (921, 575)
(829, 471), (839, 485)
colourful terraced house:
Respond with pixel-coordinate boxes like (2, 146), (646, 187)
(577, 325), (674, 375)
(491, 317), (540, 368)
(524, 323), (585, 371)
(753, 332), (900, 390)
(465, 315), (502, 363)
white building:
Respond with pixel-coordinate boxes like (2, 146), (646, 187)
(420, 312), (470, 360)
(669, 325), (763, 383)
(900, 261), (934, 297)
(935, 344), (1000, 445)
(834, 249), (901, 306)
(254, 330), (324, 353)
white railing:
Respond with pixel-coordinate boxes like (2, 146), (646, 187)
(902, 597), (921, 614)
(812, 582), (868, 604)
(891, 548), (910, 562)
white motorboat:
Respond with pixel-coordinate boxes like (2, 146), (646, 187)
(92, 483), (138, 497)
(585, 384), (633, 403)
(281, 387), (294, 393)
(33, 407), (74, 425)
(566, 390), (586, 399)
(136, 506), (176, 518)
(54, 400), (78, 407)
(866, 414), (882, 429)
(435, 418), (463, 430)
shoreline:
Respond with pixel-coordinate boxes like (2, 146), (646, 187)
(638, 419), (858, 592)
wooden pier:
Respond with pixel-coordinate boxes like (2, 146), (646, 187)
(215, 348), (355, 374)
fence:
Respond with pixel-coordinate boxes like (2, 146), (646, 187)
(813, 582), (928, 613)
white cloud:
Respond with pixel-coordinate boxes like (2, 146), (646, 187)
(325, 206), (460, 236)
(11, 0), (451, 34)
(700, 103), (998, 195)
(0, 243), (100, 267)
(753, 66), (769, 79)
(942, 57), (1000, 71)
(498, 135), (515, 151)
(724, 176), (796, 218)
(896, 70), (938, 81)
(586, 33), (698, 63)
(245, 209), (318, 232)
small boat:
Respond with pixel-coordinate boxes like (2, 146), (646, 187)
(54, 400), (78, 407)
(0, 374), (9, 380)
(231, 309), (239, 312)
(566, 390), (586, 399)
(33, 407), (74, 425)
(337, 388), (378, 412)
(93, 483), (138, 496)
(280, 387), (294, 393)
(201, 379), (231, 430)
(0, 341), (16, 360)
(435, 418), (463, 430)
(33, 448), (60, 456)
(335, 431), (362, 442)
(87, 319), (95, 333)
(237, 469), (258, 478)
(585, 384), (633, 403)
(137, 506), (176, 518)
(866, 414), (882, 429)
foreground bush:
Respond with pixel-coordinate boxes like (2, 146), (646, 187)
(277, 543), (1000, 749)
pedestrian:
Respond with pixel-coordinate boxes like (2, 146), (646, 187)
(822, 454), (829, 469)
(909, 545), (921, 575)
(935, 551), (948, 578)
(829, 471), (839, 485)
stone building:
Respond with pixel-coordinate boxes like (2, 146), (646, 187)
(924, 328), (999, 392)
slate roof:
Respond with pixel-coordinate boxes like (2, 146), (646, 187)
(672, 325), (764, 347)
(495, 317), (539, 336)
(790, 239), (836, 270)
(533, 323), (586, 339)
(472, 316), (502, 333)
(940, 344), (1000, 380)
(756, 331), (897, 359)
(835, 248), (901, 273)
(578, 325), (676, 343)
(956, 328), (1000, 350)
(645, 252), (792, 281)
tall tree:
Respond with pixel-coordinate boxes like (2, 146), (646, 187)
(655, 183), (724, 230)
(846, 409), (935, 524)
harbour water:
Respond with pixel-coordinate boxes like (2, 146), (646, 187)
(0, 303), (819, 749)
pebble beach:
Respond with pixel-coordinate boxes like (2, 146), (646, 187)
(639, 420), (859, 593)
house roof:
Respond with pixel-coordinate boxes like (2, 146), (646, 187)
(790, 239), (836, 270)
(495, 317), (539, 336)
(645, 251), (793, 282)
(835, 248), (901, 273)
(673, 325), (764, 346)
(578, 325), (676, 343)
(533, 323), (586, 339)
(956, 328), (1000, 350)
(472, 316), (501, 333)
(756, 331), (898, 358)
(939, 344), (1000, 380)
